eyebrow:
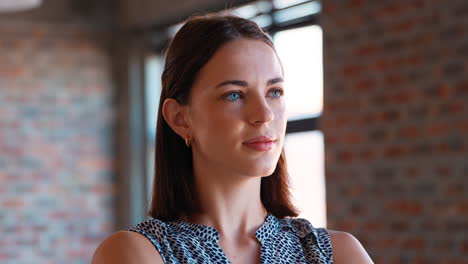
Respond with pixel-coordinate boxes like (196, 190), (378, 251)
(215, 77), (284, 88)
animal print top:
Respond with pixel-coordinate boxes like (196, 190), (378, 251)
(128, 213), (333, 263)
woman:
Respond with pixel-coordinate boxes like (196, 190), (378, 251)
(93, 14), (373, 264)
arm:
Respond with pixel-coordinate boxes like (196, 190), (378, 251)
(329, 230), (373, 264)
(92, 231), (164, 264)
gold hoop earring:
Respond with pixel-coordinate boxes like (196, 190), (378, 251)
(185, 136), (191, 147)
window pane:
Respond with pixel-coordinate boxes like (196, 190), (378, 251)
(221, 1), (271, 18)
(251, 14), (273, 28)
(273, 0), (308, 9)
(284, 131), (326, 227)
(273, 1), (321, 22)
(145, 55), (163, 140)
(229, 1), (272, 19)
(274, 25), (323, 120)
(145, 54), (164, 199)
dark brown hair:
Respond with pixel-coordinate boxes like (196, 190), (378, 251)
(149, 13), (299, 221)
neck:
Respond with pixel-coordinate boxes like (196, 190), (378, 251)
(187, 161), (268, 240)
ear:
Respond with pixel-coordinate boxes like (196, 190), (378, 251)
(162, 98), (190, 139)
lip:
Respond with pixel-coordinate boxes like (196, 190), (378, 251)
(243, 136), (277, 151)
(243, 136), (276, 144)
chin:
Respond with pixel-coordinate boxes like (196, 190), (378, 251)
(244, 166), (277, 177)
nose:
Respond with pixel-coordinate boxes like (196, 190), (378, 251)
(246, 94), (274, 126)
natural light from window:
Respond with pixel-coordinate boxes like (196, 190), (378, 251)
(284, 131), (326, 227)
(145, 54), (163, 202)
(275, 25), (326, 227)
(274, 25), (323, 121)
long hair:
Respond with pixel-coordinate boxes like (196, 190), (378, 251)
(148, 13), (299, 221)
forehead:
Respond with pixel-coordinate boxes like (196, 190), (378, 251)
(194, 38), (283, 86)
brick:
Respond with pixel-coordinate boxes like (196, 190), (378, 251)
(412, 183), (435, 196)
(378, 3), (403, 17)
(390, 220), (410, 232)
(456, 120), (468, 133)
(0, 18), (114, 264)
(391, 20), (416, 34)
(0, 67), (25, 78)
(353, 79), (377, 91)
(424, 83), (451, 98)
(435, 166), (452, 177)
(407, 104), (429, 120)
(436, 139), (464, 153)
(411, 0), (425, 9)
(345, 0), (365, 9)
(408, 32), (434, 48)
(384, 74), (406, 86)
(434, 240), (455, 252)
(404, 167), (420, 178)
(350, 202), (367, 215)
(332, 116), (355, 128)
(455, 80), (468, 95)
(398, 125), (421, 139)
(322, 2), (337, 15)
(440, 24), (465, 40)
(327, 99), (361, 112)
(438, 102), (464, 115)
(363, 220), (384, 232)
(380, 110), (401, 122)
(373, 167), (396, 180)
(402, 238), (426, 251)
(336, 150), (354, 162)
(385, 200), (423, 215)
(392, 90), (417, 103)
(371, 94), (389, 105)
(427, 122), (451, 137)
(373, 238), (397, 250)
(373, 58), (390, 71)
(360, 112), (379, 125)
(383, 39), (404, 53)
(444, 63), (464, 77)
(359, 149), (377, 161)
(349, 184), (365, 197)
(369, 128), (389, 142)
(445, 183), (465, 197)
(458, 201), (468, 215)
(462, 240), (468, 254)
(334, 220), (356, 231)
(341, 132), (363, 144)
(445, 220), (468, 232)
(354, 43), (379, 56)
(342, 64), (368, 77)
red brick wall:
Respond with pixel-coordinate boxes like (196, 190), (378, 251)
(322, 1), (468, 263)
(0, 21), (115, 263)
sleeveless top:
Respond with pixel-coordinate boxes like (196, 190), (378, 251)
(128, 213), (334, 263)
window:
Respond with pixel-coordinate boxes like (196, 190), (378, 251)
(144, 54), (163, 205)
(274, 24), (325, 227)
(274, 25), (323, 120)
(144, 0), (325, 227)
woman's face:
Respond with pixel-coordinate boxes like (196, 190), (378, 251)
(187, 38), (286, 178)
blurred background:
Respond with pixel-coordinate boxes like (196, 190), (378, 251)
(0, 0), (467, 263)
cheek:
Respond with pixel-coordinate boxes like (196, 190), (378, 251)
(273, 103), (287, 147)
(191, 102), (242, 141)
(274, 102), (287, 126)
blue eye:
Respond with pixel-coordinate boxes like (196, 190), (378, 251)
(225, 91), (242, 101)
(269, 89), (284, 98)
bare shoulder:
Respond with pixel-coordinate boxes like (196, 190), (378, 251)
(92, 231), (163, 264)
(328, 230), (374, 264)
